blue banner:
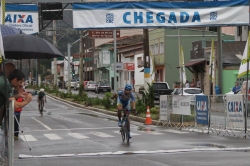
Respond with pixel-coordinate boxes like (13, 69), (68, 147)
(196, 95), (209, 125)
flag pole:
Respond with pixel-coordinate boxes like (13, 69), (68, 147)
(245, 59), (248, 137)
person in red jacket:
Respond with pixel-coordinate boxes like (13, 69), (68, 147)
(14, 97), (23, 140)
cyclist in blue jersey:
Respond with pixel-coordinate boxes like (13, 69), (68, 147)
(117, 84), (136, 138)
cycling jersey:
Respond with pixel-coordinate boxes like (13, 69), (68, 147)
(38, 91), (46, 100)
(117, 90), (135, 110)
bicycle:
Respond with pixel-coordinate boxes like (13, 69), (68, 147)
(120, 109), (130, 144)
(38, 98), (45, 117)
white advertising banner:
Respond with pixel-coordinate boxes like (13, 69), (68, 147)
(172, 96), (191, 115)
(226, 95), (244, 129)
(73, 0), (249, 29)
(103, 51), (110, 64)
(160, 95), (168, 121)
(0, 4), (39, 35)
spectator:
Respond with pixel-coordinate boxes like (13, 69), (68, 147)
(14, 83), (26, 140)
(190, 79), (195, 87)
(196, 79), (201, 88)
(232, 82), (241, 94)
(185, 80), (189, 88)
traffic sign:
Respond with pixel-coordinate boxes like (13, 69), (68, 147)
(89, 30), (120, 38)
(84, 58), (91, 61)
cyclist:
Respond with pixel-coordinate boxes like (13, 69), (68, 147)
(117, 84), (136, 138)
(37, 88), (46, 111)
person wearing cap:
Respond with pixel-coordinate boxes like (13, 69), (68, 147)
(117, 84), (136, 139)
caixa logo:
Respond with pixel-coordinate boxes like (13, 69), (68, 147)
(196, 101), (207, 111)
(5, 14), (33, 23)
(228, 101), (243, 112)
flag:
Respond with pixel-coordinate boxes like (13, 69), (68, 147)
(238, 31), (250, 78)
(179, 46), (187, 84)
(149, 50), (155, 83)
(0, 26), (4, 63)
(209, 39), (215, 82)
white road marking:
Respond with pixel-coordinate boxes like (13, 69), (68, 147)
(44, 134), (62, 140)
(91, 132), (114, 138)
(19, 135), (37, 142)
(138, 130), (163, 135)
(19, 146), (250, 158)
(67, 133), (89, 139)
(31, 117), (52, 130)
(113, 131), (140, 136)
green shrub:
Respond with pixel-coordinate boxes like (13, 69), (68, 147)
(93, 97), (101, 105)
(141, 83), (155, 108)
(150, 107), (159, 114)
(102, 92), (112, 109)
(136, 95), (146, 115)
(85, 97), (94, 106)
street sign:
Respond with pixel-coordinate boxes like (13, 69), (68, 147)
(84, 58), (91, 61)
(89, 30), (120, 38)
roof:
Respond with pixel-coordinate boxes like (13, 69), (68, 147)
(206, 41), (246, 65)
(177, 59), (206, 68)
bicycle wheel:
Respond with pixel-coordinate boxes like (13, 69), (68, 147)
(126, 130), (129, 143)
(120, 128), (125, 142)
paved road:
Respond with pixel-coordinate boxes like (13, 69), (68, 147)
(13, 94), (250, 166)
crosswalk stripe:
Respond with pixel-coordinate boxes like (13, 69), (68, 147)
(67, 133), (89, 139)
(113, 131), (140, 136)
(20, 135), (37, 142)
(138, 131), (163, 135)
(91, 132), (114, 138)
(44, 134), (62, 140)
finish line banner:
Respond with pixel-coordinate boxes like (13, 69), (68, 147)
(73, 0), (249, 29)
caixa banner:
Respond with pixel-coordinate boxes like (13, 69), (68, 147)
(0, 4), (39, 35)
(73, 0), (249, 29)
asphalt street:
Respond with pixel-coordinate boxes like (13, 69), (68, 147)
(13, 93), (250, 166)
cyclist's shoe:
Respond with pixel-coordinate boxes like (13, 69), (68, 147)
(118, 120), (122, 127)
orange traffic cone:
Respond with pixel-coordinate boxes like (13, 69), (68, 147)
(145, 106), (152, 125)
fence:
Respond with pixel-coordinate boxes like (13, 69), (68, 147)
(159, 94), (250, 138)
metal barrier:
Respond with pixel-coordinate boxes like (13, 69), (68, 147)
(159, 94), (250, 138)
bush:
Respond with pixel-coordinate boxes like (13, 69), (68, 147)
(102, 92), (112, 109)
(150, 107), (159, 114)
(93, 97), (101, 105)
(141, 83), (155, 108)
(85, 97), (94, 106)
(136, 95), (146, 115)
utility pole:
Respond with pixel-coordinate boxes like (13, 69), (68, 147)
(114, 29), (117, 92)
(79, 0), (84, 95)
(217, 27), (223, 94)
(53, 20), (57, 88)
(79, 31), (84, 95)
(143, 29), (150, 90)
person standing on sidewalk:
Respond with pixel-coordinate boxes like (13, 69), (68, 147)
(232, 82), (241, 94)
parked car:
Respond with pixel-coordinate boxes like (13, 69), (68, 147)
(84, 81), (96, 91)
(153, 82), (173, 100)
(171, 88), (204, 105)
(95, 81), (111, 94)
(65, 79), (78, 88)
(74, 81), (80, 91)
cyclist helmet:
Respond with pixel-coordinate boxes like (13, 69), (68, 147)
(40, 88), (44, 92)
(124, 84), (132, 91)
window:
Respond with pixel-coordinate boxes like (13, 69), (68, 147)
(155, 44), (158, 55)
(160, 42), (164, 54)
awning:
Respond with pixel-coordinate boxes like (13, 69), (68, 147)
(177, 59), (206, 68)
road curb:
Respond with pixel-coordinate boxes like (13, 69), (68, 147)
(47, 94), (160, 125)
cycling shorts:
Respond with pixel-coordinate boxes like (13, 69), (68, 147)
(117, 97), (131, 111)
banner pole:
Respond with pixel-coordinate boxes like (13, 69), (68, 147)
(245, 60), (249, 137)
